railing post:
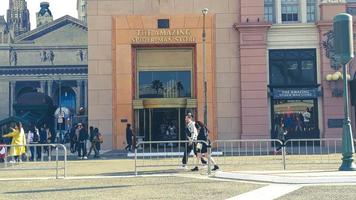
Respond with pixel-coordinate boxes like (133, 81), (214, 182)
(4, 147), (7, 168)
(207, 142), (211, 176)
(135, 146), (138, 176)
(56, 145), (59, 179)
(63, 144), (67, 178)
(282, 141), (286, 170)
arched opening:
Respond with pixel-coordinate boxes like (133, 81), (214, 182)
(54, 86), (76, 113)
(16, 86), (37, 101)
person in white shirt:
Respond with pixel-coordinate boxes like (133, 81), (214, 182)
(180, 113), (207, 169)
(27, 125), (40, 161)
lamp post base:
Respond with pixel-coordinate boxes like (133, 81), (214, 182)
(339, 158), (356, 171)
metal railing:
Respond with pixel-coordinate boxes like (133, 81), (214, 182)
(284, 138), (343, 168)
(0, 143), (67, 179)
(134, 140), (211, 176)
(211, 139), (285, 168)
(134, 138), (355, 173)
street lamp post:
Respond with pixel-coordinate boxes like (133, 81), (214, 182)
(333, 13), (356, 171)
(202, 8), (208, 126)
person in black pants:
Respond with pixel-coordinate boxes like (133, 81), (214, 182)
(77, 123), (88, 159)
(181, 113), (207, 168)
(191, 121), (219, 171)
(125, 124), (133, 152)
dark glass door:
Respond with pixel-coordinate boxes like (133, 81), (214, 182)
(151, 108), (179, 141)
(136, 108), (189, 142)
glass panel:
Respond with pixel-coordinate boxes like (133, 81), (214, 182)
(269, 49), (316, 86)
(264, 0), (275, 23)
(139, 71), (191, 98)
(307, 0), (316, 22)
(272, 99), (319, 139)
(151, 108), (179, 143)
(347, 7), (356, 16)
(281, 0), (299, 23)
(136, 48), (193, 70)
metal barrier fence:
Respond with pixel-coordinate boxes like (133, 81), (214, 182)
(0, 143), (67, 179)
(135, 138), (353, 172)
(284, 138), (343, 168)
(211, 139), (286, 169)
(134, 140), (211, 176)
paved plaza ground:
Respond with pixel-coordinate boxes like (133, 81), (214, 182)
(1, 153), (356, 200)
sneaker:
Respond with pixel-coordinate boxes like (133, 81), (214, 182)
(178, 165), (188, 170)
(9, 160), (16, 163)
(212, 165), (219, 171)
(191, 166), (199, 171)
(83, 156), (88, 160)
(78, 157), (82, 160)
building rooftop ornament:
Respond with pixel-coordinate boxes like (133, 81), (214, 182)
(36, 2), (53, 28)
(7, 0), (31, 37)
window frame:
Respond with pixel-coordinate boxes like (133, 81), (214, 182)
(269, 49), (317, 87)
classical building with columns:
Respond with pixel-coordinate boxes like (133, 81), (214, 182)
(0, 14), (88, 134)
(87, 0), (356, 150)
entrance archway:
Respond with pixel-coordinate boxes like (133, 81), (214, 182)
(54, 86), (76, 113)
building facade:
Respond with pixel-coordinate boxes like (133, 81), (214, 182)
(87, 0), (356, 150)
(238, 0), (356, 141)
(0, 15), (88, 137)
(77, 0), (87, 24)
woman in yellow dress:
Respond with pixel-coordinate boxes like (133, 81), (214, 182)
(2, 122), (26, 162)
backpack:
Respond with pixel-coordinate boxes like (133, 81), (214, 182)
(98, 133), (104, 143)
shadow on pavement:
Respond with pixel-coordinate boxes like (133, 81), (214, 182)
(99, 169), (182, 176)
(4, 185), (130, 194)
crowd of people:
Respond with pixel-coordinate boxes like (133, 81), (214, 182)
(68, 123), (102, 159)
(0, 121), (103, 163)
(1, 113), (218, 172)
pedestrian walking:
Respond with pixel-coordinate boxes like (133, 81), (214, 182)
(180, 113), (207, 169)
(190, 121), (219, 171)
(77, 123), (88, 159)
(2, 122), (26, 163)
(125, 124), (133, 152)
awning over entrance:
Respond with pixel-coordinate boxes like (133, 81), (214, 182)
(133, 98), (197, 109)
(274, 101), (313, 114)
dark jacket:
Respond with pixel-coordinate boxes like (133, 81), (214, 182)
(197, 127), (208, 142)
(39, 129), (47, 144)
(126, 127), (133, 145)
(78, 128), (88, 142)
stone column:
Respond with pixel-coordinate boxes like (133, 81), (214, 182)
(83, 79), (88, 114)
(39, 81), (46, 93)
(300, 0), (307, 23)
(236, 21), (271, 139)
(47, 80), (53, 97)
(276, 0), (282, 24)
(76, 80), (82, 114)
(10, 81), (15, 116)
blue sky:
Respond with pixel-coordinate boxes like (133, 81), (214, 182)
(0, 0), (77, 29)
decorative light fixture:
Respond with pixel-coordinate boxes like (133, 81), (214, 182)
(325, 71), (351, 97)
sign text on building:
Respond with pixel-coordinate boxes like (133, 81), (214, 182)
(272, 88), (320, 99)
(131, 29), (196, 43)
